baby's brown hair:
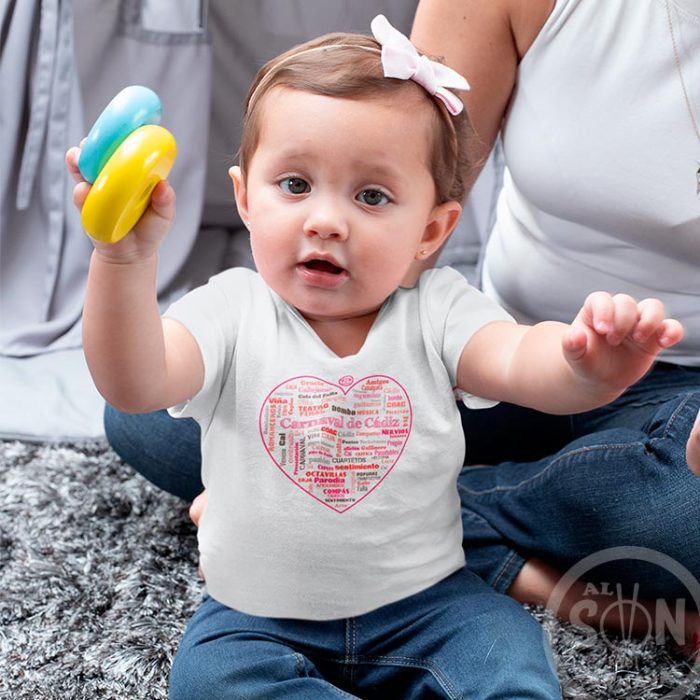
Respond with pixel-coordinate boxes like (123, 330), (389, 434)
(238, 31), (475, 204)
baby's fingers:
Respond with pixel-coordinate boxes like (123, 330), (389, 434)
(655, 318), (684, 349)
(147, 180), (175, 221)
(65, 139), (88, 182)
(581, 291), (615, 334)
(72, 180), (91, 209)
(581, 292), (638, 344)
(606, 294), (639, 345)
(561, 325), (590, 362)
(632, 298), (666, 344)
(67, 145), (91, 211)
(65, 146), (83, 182)
(133, 179), (176, 239)
(629, 299), (683, 350)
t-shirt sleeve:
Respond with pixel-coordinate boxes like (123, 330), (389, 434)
(422, 267), (515, 409)
(163, 268), (250, 426)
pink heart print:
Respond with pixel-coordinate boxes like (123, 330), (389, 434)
(259, 375), (413, 512)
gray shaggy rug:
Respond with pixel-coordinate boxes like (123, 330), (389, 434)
(1, 439), (699, 699)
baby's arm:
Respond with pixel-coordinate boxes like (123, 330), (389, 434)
(67, 147), (203, 413)
(458, 292), (683, 414)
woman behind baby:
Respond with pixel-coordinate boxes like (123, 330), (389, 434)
(67, 16), (681, 699)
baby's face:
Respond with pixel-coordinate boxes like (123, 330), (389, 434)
(232, 87), (443, 325)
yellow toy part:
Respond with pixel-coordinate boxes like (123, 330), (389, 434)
(81, 124), (177, 244)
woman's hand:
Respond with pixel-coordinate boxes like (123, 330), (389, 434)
(65, 145), (175, 264)
(687, 409), (700, 476)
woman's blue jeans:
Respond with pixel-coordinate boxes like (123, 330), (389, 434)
(169, 569), (559, 700)
(104, 361), (700, 597)
(457, 361), (700, 600)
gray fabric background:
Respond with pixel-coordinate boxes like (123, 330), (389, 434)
(0, 0), (498, 441)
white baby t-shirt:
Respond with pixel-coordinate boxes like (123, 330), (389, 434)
(166, 266), (512, 619)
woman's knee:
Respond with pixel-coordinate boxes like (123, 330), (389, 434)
(103, 403), (134, 457)
(646, 391), (700, 455)
(556, 392), (700, 534)
(103, 404), (203, 500)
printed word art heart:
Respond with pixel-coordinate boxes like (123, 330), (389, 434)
(259, 375), (412, 512)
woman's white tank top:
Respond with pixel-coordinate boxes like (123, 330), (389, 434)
(482, 0), (700, 365)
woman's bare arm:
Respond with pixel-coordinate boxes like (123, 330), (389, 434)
(411, 0), (554, 170)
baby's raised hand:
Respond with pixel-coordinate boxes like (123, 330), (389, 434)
(65, 145), (175, 263)
(562, 292), (683, 392)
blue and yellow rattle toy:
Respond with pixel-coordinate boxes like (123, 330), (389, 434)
(79, 85), (177, 244)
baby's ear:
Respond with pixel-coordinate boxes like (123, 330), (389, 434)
(417, 200), (462, 260)
(229, 166), (249, 222)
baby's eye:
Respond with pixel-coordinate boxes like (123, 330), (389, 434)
(279, 177), (310, 195)
(357, 189), (390, 207)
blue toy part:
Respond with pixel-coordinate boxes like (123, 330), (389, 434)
(78, 85), (162, 183)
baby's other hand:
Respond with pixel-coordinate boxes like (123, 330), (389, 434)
(65, 145), (175, 263)
(562, 292), (683, 392)
(189, 489), (208, 529)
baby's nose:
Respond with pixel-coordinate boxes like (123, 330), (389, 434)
(303, 202), (349, 240)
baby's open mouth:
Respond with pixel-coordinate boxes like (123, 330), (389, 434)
(303, 259), (345, 275)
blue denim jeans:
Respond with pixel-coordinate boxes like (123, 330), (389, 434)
(457, 361), (700, 598)
(169, 568), (560, 699)
(104, 361), (700, 598)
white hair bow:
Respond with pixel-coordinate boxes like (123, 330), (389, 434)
(370, 14), (470, 116)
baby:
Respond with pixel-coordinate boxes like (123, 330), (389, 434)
(68, 16), (681, 699)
